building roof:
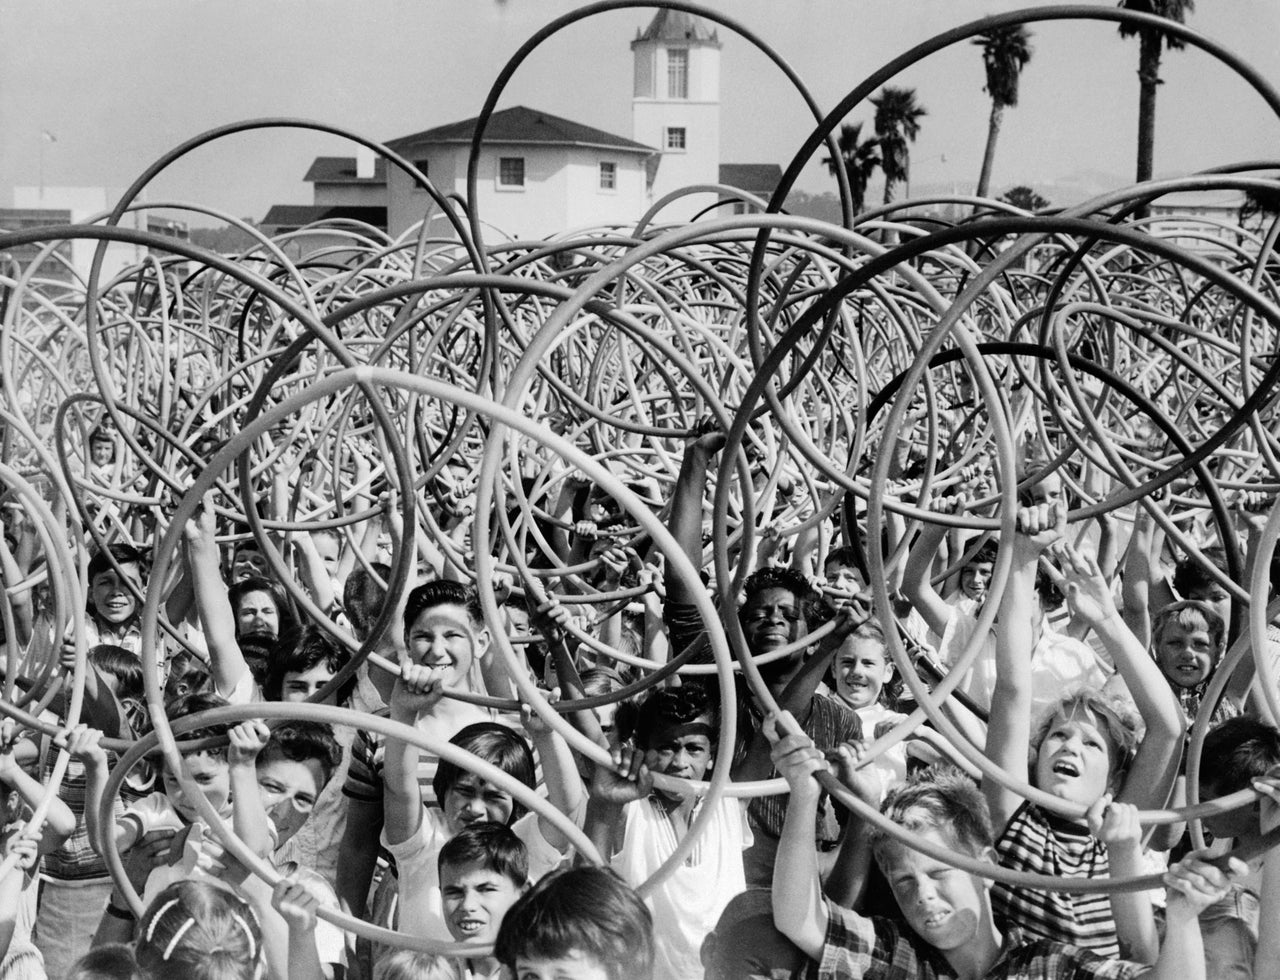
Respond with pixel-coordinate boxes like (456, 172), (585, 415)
(719, 164), (783, 198)
(261, 204), (388, 230)
(634, 9), (719, 45)
(303, 156), (387, 185)
(386, 106), (655, 155)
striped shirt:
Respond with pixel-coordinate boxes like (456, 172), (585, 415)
(817, 900), (1144, 979)
(991, 803), (1119, 959)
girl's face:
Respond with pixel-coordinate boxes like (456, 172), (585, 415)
(1155, 620), (1218, 689)
(231, 547), (269, 583)
(442, 773), (515, 834)
(406, 603), (483, 687)
(256, 753), (325, 847)
(960, 561), (993, 602)
(162, 752), (232, 822)
(835, 638), (894, 711)
(1033, 710), (1116, 806)
(236, 590), (279, 639)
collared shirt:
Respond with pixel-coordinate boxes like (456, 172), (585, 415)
(815, 899), (1145, 980)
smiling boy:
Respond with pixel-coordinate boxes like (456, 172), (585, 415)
(437, 823), (528, 979)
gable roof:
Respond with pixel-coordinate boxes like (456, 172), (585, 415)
(386, 106), (656, 155)
(634, 9), (719, 45)
(304, 156), (387, 185)
(719, 164), (783, 198)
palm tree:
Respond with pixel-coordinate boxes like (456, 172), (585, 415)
(822, 122), (881, 215)
(871, 86), (927, 205)
(999, 185), (1051, 211)
(974, 25), (1033, 200)
(1118, 0), (1195, 194)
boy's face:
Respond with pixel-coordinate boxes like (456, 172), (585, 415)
(880, 828), (993, 955)
(1033, 710), (1115, 805)
(441, 859), (523, 944)
(162, 751), (231, 822)
(443, 773), (515, 834)
(644, 713), (714, 800)
(823, 562), (864, 607)
(281, 662), (337, 704)
(516, 951), (611, 980)
(257, 753), (326, 847)
(406, 602), (485, 687)
(1154, 619), (1217, 689)
(835, 638), (893, 710)
(90, 563), (144, 624)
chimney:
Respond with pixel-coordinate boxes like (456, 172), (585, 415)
(355, 146), (376, 179)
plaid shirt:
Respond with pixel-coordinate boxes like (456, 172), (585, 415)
(815, 899), (1145, 980)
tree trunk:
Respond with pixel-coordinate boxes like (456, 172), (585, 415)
(1135, 28), (1162, 219)
(976, 102), (1004, 200)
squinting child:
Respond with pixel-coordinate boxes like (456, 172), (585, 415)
(495, 865), (654, 980)
(768, 715), (1245, 980)
(586, 683), (748, 980)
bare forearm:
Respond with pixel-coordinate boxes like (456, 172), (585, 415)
(772, 787), (827, 960)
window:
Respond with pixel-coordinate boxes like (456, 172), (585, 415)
(412, 158), (430, 178)
(498, 157), (525, 187)
(599, 161), (617, 190)
(665, 127), (687, 151)
(667, 49), (688, 99)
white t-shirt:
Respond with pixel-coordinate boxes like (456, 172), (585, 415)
(384, 808), (567, 941)
(937, 609), (1106, 720)
(854, 702), (909, 802)
(610, 795), (752, 980)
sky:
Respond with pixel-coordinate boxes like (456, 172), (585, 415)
(2, 0), (1279, 227)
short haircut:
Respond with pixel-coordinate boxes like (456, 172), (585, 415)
(433, 723), (536, 822)
(263, 625), (353, 704)
(160, 692), (233, 761)
(869, 766), (993, 869)
(67, 943), (140, 980)
(1029, 689), (1140, 788)
(1152, 599), (1226, 653)
(823, 546), (861, 572)
(260, 721), (343, 789)
(373, 951), (457, 980)
(631, 683), (718, 751)
(740, 566), (815, 608)
(87, 543), (148, 584)
(343, 562), (391, 639)
(404, 580), (484, 634)
(1200, 716), (1280, 796)
(135, 880), (262, 980)
(967, 540), (998, 568)
(89, 644), (144, 702)
(164, 648), (212, 703)
(1172, 547), (1229, 598)
(437, 821), (529, 888)
(494, 866), (654, 980)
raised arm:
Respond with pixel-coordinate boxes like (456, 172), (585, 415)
(985, 502), (1062, 833)
(1055, 541), (1185, 811)
(382, 664), (444, 846)
(227, 721), (273, 861)
(0, 733), (73, 852)
(901, 503), (956, 639)
(521, 691), (586, 853)
(664, 422), (725, 607)
(764, 712), (833, 961)
(182, 493), (248, 697)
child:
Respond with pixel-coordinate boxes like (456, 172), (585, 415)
(69, 694), (275, 905)
(586, 683), (748, 980)
(65, 943), (140, 980)
(1131, 600), (1231, 723)
(768, 716), (1244, 980)
(134, 879), (264, 980)
(494, 866), (654, 980)
(985, 505), (1186, 960)
(1196, 716), (1280, 978)
(0, 724), (75, 979)
(827, 619), (908, 801)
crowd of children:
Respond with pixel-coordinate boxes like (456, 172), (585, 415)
(2, 412), (1280, 980)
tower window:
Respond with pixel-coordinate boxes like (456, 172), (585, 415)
(667, 48), (688, 99)
(599, 161), (617, 190)
(498, 157), (525, 187)
(665, 127), (687, 151)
